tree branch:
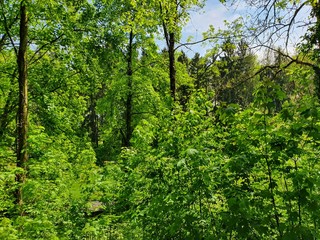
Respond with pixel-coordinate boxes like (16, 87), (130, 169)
(175, 36), (224, 51)
(0, 7), (18, 55)
(29, 34), (64, 65)
(159, 2), (170, 48)
(285, 1), (308, 47)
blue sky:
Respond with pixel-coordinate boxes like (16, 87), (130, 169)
(178, 0), (245, 56)
(174, 0), (311, 58)
(155, 1), (242, 57)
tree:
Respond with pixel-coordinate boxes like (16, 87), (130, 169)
(224, 0), (320, 100)
(15, 0), (28, 213)
(1, 0), (320, 239)
(159, 0), (205, 101)
(92, 0), (160, 149)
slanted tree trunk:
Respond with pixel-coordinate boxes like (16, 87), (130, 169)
(16, 0), (28, 211)
(123, 30), (134, 147)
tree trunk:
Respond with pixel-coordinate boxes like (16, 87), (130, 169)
(16, 0), (28, 211)
(168, 32), (176, 100)
(314, 2), (320, 100)
(313, 66), (320, 101)
(0, 89), (15, 137)
(89, 95), (99, 148)
(160, 2), (177, 101)
(123, 30), (134, 147)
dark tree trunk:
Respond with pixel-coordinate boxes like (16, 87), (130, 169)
(123, 30), (134, 147)
(160, 2), (177, 101)
(168, 32), (176, 100)
(314, 3), (320, 100)
(89, 95), (99, 148)
(313, 66), (320, 101)
(16, 0), (28, 211)
(0, 88), (15, 137)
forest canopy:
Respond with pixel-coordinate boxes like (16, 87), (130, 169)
(0, 0), (320, 239)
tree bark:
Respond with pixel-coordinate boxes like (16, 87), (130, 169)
(16, 0), (28, 211)
(160, 2), (177, 101)
(123, 30), (134, 147)
(89, 95), (99, 148)
(0, 92), (15, 138)
(313, 2), (320, 100)
(168, 32), (176, 100)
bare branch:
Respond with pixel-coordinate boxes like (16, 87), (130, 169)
(175, 36), (225, 51)
(285, 1), (308, 48)
(29, 34), (64, 65)
(244, 0), (310, 52)
(0, 6), (19, 55)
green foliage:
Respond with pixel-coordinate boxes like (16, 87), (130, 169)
(1, 0), (320, 239)
(102, 68), (320, 239)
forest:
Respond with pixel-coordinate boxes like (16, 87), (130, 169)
(0, 0), (320, 239)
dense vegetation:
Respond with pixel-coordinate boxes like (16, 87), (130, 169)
(1, 0), (320, 239)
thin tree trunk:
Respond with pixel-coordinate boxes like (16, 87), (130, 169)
(312, 2), (320, 100)
(0, 69), (18, 137)
(0, 90), (15, 137)
(313, 66), (320, 101)
(89, 95), (99, 148)
(123, 30), (134, 147)
(16, 0), (28, 211)
(168, 32), (176, 100)
(160, 2), (177, 101)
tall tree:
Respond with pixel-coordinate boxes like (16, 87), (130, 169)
(224, 0), (320, 100)
(123, 29), (134, 147)
(15, 0), (28, 211)
(159, 0), (205, 101)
